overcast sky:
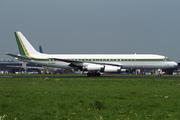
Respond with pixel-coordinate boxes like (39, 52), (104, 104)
(1, 0), (180, 62)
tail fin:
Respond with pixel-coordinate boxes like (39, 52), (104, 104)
(14, 31), (40, 57)
(39, 45), (43, 53)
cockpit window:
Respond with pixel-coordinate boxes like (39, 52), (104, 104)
(164, 57), (169, 61)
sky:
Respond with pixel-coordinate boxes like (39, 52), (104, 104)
(1, 0), (180, 62)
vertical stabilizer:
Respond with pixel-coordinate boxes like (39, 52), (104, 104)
(14, 32), (40, 57)
(39, 45), (43, 53)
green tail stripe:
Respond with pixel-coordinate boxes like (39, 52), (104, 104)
(14, 32), (27, 57)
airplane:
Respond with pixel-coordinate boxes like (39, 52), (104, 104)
(5, 31), (177, 77)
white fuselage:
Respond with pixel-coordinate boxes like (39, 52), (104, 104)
(22, 53), (177, 70)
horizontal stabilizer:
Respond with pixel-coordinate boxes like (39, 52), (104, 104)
(5, 53), (32, 60)
(6, 65), (43, 69)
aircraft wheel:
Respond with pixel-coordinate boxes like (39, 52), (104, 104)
(96, 72), (100, 77)
(158, 74), (162, 77)
(87, 72), (92, 77)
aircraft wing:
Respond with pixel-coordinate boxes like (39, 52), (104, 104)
(5, 53), (32, 60)
(51, 58), (122, 67)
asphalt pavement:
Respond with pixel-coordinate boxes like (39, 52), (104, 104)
(0, 75), (180, 79)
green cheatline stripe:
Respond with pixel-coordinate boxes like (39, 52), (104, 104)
(30, 57), (172, 62)
(136, 59), (171, 61)
(31, 58), (49, 61)
(14, 32), (27, 56)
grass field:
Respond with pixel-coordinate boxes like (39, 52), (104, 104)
(0, 77), (180, 120)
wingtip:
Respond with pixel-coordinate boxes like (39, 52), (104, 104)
(4, 52), (10, 55)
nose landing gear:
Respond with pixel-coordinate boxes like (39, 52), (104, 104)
(158, 69), (162, 77)
(158, 73), (162, 77)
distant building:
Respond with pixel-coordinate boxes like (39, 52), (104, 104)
(0, 59), (41, 74)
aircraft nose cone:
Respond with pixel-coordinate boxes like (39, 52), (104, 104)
(173, 62), (178, 67)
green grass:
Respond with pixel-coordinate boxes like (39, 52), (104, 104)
(1, 77), (180, 119)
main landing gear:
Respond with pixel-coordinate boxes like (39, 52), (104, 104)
(87, 71), (100, 77)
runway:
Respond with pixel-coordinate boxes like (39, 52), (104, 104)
(1, 75), (180, 79)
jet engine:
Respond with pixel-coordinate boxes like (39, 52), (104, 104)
(84, 64), (123, 77)
(83, 64), (122, 73)
(83, 64), (105, 71)
(104, 65), (121, 72)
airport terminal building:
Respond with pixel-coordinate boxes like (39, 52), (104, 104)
(0, 59), (41, 74)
